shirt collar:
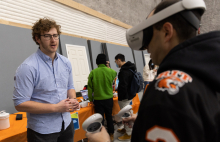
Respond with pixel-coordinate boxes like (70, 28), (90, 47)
(37, 49), (59, 62)
(98, 64), (106, 67)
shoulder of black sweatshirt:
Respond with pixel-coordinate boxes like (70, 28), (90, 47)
(120, 61), (136, 71)
(118, 61), (136, 78)
(131, 31), (220, 142)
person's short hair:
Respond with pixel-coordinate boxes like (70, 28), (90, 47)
(153, 0), (203, 42)
(32, 17), (61, 45)
(115, 54), (125, 62)
(96, 54), (107, 65)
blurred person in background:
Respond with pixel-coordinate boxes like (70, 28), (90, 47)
(143, 59), (157, 91)
(87, 54), (117, 142)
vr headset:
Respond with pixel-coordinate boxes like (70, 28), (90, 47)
(126, 0), (206, 51)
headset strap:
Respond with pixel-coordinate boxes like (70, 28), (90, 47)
(180, 10), (200, 30)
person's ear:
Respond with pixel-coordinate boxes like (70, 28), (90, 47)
(35, 36), (41, 44)
(162, 22), (174, 43)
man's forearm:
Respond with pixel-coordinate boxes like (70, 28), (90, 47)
(67, 89), (80, 110)
(15, 101), (57, 114)
(67, 89), (76, 99)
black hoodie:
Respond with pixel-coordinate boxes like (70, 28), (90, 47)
(118, 61), (136, 101)
(132, 31), (220, 142)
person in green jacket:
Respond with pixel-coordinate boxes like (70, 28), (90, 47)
(88, 54), (117, 141)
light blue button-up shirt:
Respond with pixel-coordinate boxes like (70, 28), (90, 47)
(13, 49), (75, 134)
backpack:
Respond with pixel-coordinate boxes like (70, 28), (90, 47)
(129, 69), (144, 99)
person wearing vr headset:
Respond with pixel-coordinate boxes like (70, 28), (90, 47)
(86, 0), (220, 142)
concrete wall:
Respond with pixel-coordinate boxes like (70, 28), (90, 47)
(73, 0), (161, 26)
(201, 0), (220, 33)
(73, 0), (220, 33)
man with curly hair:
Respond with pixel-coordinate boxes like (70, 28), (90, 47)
(13, 17), (79, 142)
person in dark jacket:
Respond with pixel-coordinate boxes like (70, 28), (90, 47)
(86, 0), (220, 142)
(114, 53), (136, 141)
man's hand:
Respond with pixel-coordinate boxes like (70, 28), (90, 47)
(55, 98), (76, 112)
(122, 114), (137, 128)
(68, 98), (80, 111)
(77, 103), (81, 110)
(86, 126), (110, 142)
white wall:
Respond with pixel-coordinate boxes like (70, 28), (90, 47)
(0, 0), (128, 45)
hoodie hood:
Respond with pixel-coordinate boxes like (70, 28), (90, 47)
(157, 31), (220, 92)
(121, 61), (136, 71)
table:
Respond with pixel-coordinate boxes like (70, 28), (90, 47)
(0, 112), (27, 142)
(0, 94), (140, 142)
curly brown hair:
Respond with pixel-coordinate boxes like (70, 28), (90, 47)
(32, 17), (61, 45)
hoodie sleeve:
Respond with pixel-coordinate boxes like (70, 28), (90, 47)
(87, 71), (93, 102)
(118, 70), (131, 100)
